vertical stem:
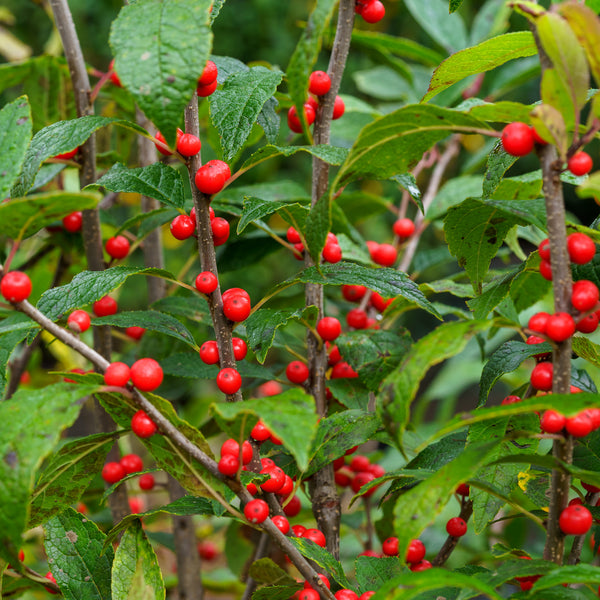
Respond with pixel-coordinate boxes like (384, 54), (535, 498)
(305, 0), (355, 559)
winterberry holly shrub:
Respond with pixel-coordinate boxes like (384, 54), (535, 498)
(3, 0), (600, 599)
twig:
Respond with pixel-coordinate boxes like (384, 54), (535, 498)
(431, 499), (473, 567)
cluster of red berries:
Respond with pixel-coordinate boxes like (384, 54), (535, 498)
(355, 0), (385, 23)
(501, 122), (594, 176)
(101, 452), (154, 491)
(286, 226), (343, 263)
(332, 453), (384, 496)
(197, 59), (218, 97)
(171, 205), (230, 246)
(538, 232), (596, 282)
(295, 577), (374, 600)
(155, 127), (202, 158)
(67, 306), (144, 340)
(104, 357), (163, 392)
(381, 536), (427, 569)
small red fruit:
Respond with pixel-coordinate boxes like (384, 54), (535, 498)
(287, 227), (301, 243)
(410, 560), (432, 572)
(346, 308), (368, 329)
(559, 504), (592, 535)
(382, 536), (399, 556)
(530, 361), (553, 391)
(538, 238), (550, 261)
(131, 410), (158, 438)
(322, 242), (342, 263)
(197, 540), (218, 561)
(572, 280), (599, 312)
(93, 296), (117, 317)
(566, 411), (593, 437)
(223, 293), (251, 322)
(545, 312), (575, 342)
(216, 367), (242, 394)
(539, 259), (553, 280)
(244, 498), (269, 524)
(1, 271), (32, 303)
(528, 311), (550, 334)
(176, 133), (202, 157)
(130, 358), (163, 392)
(44, 571), (59, 594)
(232, 337), (248, 360)
(303, 528), (326, 547)
(218, 454), (240, 477)
(361, 0), (385, 23)
(102, 461), (126, 484)
(406, 539), (426, 564)
(393, 218), (415, 238)
(330, 361), (358, 379)
(334, 590), (358, 600)
(120, 453), (143, 474)
(104, 362), (131, 387)
(199, 340), (220, 365)
(67, 310), (91, 333)
(501, 122), (534, 157)
(332, 96), (345, 120)
(125, 326), (146, 340)
(286, 360), (310, 384)
(55, 147), (79, 160)
(170, 215), (196, 240)
(317, 316), (342, 341)
(342, 284), (367, 302)
(105, 235), (130, 259)
(194, 160), (231, 195)
(287, 104), (316, 133)
(282, 495), (301, 517)
(446, 517), (468, 537)
(308, 70), (331, 96)
(568, 151), (593, 176)
(351, 471), (376, 496)
(139, 473), (155, 490)
(272, 514), (290, 534)
(540, 410), (566, 434)
(195, 271), (218, 294)
(567, 233), (595, 265)
(62, 211), (83, 232)
(197, 78), (218, 97)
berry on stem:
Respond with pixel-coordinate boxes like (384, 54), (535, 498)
(62, 211), (83, 232)
(139, 473), (155, 490)
(501, 122), (534, 157)
(130, 358), (163, 392)
(195, 160), (231, 195)
(559, 504), (592, 535)
(105, 235), (130, 259)
(120, 453), (143, 474)
(244, 498), (269, 524)
(317, 317), (342, 341)
(361, 0), (385, 23)
(393, 218), (415, 238)
(216, 367), (242, 394)
(131, 410), (158, 438)
(176, 133), (201, 157)
(67, 310), (91, 333)
(567, 233), (595, 264)
(170, 215), (196, 240)
(93, 296), (117, 317)
(104, 362), (131, 387)
(287, 104), (316, 133)
(199, 340), (220, 365)
(446, 517), (468, 537)
(195, 271), (218, 294)
(568, 151), (593, 176)
(102, 461), (125, 484)
(332, 96), (345, 120)
(286, 360), (310, 384)
(1, 271), (32, 303)
(308, 70), (331, 96)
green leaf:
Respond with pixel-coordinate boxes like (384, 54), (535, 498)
(0, 313), (38, 398)
(471, 0), (512, 44)
(248, 558), (297, 586)
(576, 172), (600, 202)
(110, 0), (212, 147)
(444, 198), (531, 293)
(479, 340), (552, 407)
(404, 0), (468, 54)
(210, 66), (283, 161)
(112, 520), (165, 600)
(0, 383), (99, 565)
(572, 337), (600, 369)
(92, 163), (185, 210)
(289, 537), (351, 589)
(449, 0), (464, 13)
(92, 311), (198, 350)
(306, 411), (382, 477)
(482, 142), (517, 198)
(530, 103), (568, 159)
(210, 389), (318, 471)
(238, 196), (309, 235)
(378, 320), (492, 448)
(286, 0), (337, 135)
(37, 266), (175, 321)
(244, 306), (318, 364)
(467, 265), (524, 320)
(29, 432), (120, 528)
(0, 96), (32, 201)
(274, 263), (441, 320)
(44, 507), (114, 600)
(304, 191), (331, 263)
(541, 67), (576, 129)
(336, 330), (412, 392)
(532, 564), (600, 590)
(252, 585), (303, 600)
(334, 105), (492, 190)
(355, 556), (403, 595)
(423, 32), (536, 102)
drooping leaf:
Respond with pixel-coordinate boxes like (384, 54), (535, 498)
(44, 507), (114, 600)
(37, 266), (175, 321)
(378, 320), (492, 448)
(210, 389), (318, 471)
(29, 432), (120, 528)
(112, 520), (165, 600)
(0, 96), (32, 201)
(92, 163), (185, 210)
(422, 32), (536, 102)
(289, 537), (352, 589)
(334, 105), (492, 190)
(244, 306), (318, 364)
(110, 0), (213, 147)
(210, 66), (283, 160)
(0, 383), (99, 565)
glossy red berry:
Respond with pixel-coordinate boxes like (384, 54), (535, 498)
(577, 312), (599, 333)
(393, 218), (415, 238)
(244, 498), (269, 524)
(566, 411), (593, 437)
(538, 238), (551, 261)
(331, 361), (358, 379)
(197, 78), (218, 97)
(541, 410), (566, 433)
(131, 410), (157, 438)
(232, 337), (248, 360)
(126, 326), (146, 340)
(154, 130), (178, 156)
(102, 461), (126, 484)
(105, 235), (130, 259)
(501, 122), (534, 157)
(93, 296), (117, 317)
(199, 340), (220, 365)
(346, 308), (368, 329)
(361, 0), (385, 23)
(130, 358), (163, 392)
(67, 310), (91, 333)
(382, 536), (399, 556)
(334, 590), (358, 600)
(138, 473), (156, 491)
(104, 362), (131, 387)
(120, 453), (143, 474)
(572, 280), (599, 312)
(199, 60), (218, 85)
(286, 360), (310, 384)
(195, 271), (218, 294)
(528, 311), (550, 334)
(545, 312), (575, 342)
(287, 104), (316, 133)
(282, 494), (301, 517)
(287, 227), (301, 243)
(317, 317), (342, 341)
(568, 151), (593, 176)
(44, 571), (59, 594)
(260, 464), (286, 492)
(559, 504), (592, 535)
(176, 133), (201, 157)
(299, 590), (319, 600)
(170, 215), (196, 240)
(567, 233), (595, 264)
(308, 70), (331, 96)
(332, 96), (345, 120)
(1, 271), (32, 303)
(322, 242), (343, 263)
(351, 471), (376, 495)
(370, 291), (392, 312)
(406, 539), (426, 564)
(373, 243), (397, 266)
(446, 517), (467, 537)
(539, 259), (553, 280)
(55, 147), (79, 160)
(216, 367), (242, 394)
(303, 528), (326, 547)
(342, 284), (367, 302)
(223, 293), (251, 322)
(195, 160), (231, 195)
(218, 454), (240, 476)
(530, 361), (553, 391)
(62, 211), (83, 232)
(197, 540), (218, 561)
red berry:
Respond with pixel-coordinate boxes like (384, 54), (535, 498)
(104, 362), (131, 387)
(287, 104), (316, 133)
(199, 340), (220, 365)
(216, 367), (242, 394)
(130, 358), (163, 392)
(270, 514), (290, 535)
(299, 590), (320, 600)
(568, 151), (593, 176)
(317, 316), (342, 341)
(346, 308), (368, 329)
(566, 411), (593, 437)
(359, 593), (375, 600)
(528, 311), (550, 334)
(198, 60), (218, 85)
(572, 280), (599, 312)
(351, 471), (376, 495)
(1, 271), (32, 303)
(195, 271), (218, 294)
(126, 326), (146, 340)
(567, 233), (595, 264)
(44, 571), (59, 594)
(373, 243), (397, 266)
(176, 133), (202, 157)
(170, 215), (196, 240)
(93, 296), (117, 317)
(446, 517), (467, 537)
(304, 575), (330, 591)
(223, 294), (251, 322)
(308, 70), (331, 96)
(260, 464), (286, 492)
(211, 217), (230, 241)
(577, 312), (599, 333)
(322, 242), (343, 263)
(197, 78), (218, 97)
(382, 536), (399, 556)
(559, 504), (592, 535)
(328, 344), (341, 365)
(332, 96), (345, 120)
(546, 312), (575, 342)
(244, 498), (269, 524)
(283, 495), (301, 517)
(501, 122), (534, 157)
(67, 310), (91, 333)
(331, 361), (358, 379)
(410, 560), (432, 572)
(286, 360), (310, 384)
(538, 238), (551, 261)
(349, 455), (370, 472)
(530, 361), (553, 391)
(370, 291), (392, 312)
(335, 590), (358, 600)
(120, 453), (143, 474)
(139, 473), (155, 490)
(303, 528), (326, 547)
(342, 284), (367, 302)
(232, 337), (248, 360)
(108, 59), (121, 87)
(105, 235), (130, 259)
(406, 539), (426, 564)
(251, 420), (271, 441)
(393, 218), (415, 238)
(501, 395), (521, 405)
(55, 147), (79, 160)
(154, 130), (177, 155)
(287, 227), (301, 243)
(197, 540), (218, 562)
(539, 258), (553, 280)
(218, 454), (240, 476)
(456, 483), (470, 496)
(102, 461), (126, 484)
(541, 410), (566, 433)
(62, 211), (83, 232)
(361, 0), (385, 23)
(131, 410), (158, 438)
(194, 160), (231, 195)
